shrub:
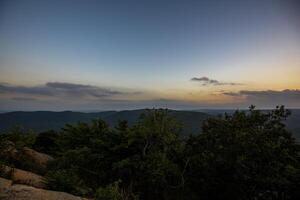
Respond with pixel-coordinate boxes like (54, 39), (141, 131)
(33, 130), (59, 155)
(45, 169), (91, 196)
(95, 180), (139, 200)
(95, 181), (122, 200)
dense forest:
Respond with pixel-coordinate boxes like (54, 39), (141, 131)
(1, 106), (299, 200)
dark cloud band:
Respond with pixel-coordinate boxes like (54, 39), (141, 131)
(0, 82), (129, 99)
(191, 76), (242, 86)
(223, 89), (300, 108)
(224, 89), (300, 99)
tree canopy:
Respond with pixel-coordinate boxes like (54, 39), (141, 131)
(0, 106), (299, 200)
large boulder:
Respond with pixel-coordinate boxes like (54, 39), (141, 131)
(0, 142), (54, 170)
(0, 178), (89, 200)
(22, 147), (54, 168)
(1, 166), (45, 189)
(0, 177), (12, 193)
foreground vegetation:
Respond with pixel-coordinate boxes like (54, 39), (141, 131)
(1, 106), (299, 200)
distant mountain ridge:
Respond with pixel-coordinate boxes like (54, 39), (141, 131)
(0, 109), (299, 140)
(0, 110), (210, 136)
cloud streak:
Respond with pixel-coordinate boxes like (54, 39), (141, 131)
(46, 82), (125, 98)
(224, 89), (300, 99)
(1, 82), (299, 110)
(223, 89), (300, 108)
(191, 76), (243, 86)
(0, 82), (130, 100)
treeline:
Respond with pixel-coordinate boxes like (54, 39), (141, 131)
(0, 106), (300, 200)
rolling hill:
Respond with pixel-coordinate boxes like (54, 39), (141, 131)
(0, 109), (299, 140)
(0, 110), (210, 136)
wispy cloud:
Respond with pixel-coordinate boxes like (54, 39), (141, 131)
(10, 97), (38, 101)
(1, 82), (299, 110)
(0, 82), (131, 100)
(0, 83), (54, 95)
(223, 89), (300, 108)
(46, 82), (125, 98)
(191, 76), (243, 86)
(224, 89), (300, 99)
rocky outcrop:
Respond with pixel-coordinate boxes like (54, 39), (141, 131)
(0, 177), (12, 193)
(2, 166), (45, 189)
(0, 144), (90, 200)
(0, 142), (54, 170)
(22, 147), (54, 168)
(0, 178), (89, 200)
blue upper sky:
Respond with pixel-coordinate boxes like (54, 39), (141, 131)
(0, 0), (299, 110)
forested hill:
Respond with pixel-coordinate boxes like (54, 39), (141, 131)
(0, 110), (210, 135)
(1, 109), (299, 140)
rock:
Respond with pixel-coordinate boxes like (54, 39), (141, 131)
(1, 166), (45, 189)
(1, 142), (54, 170)
(0, 177), (12, 193)
(12, 168), (45, 189)
(22, 147), (54, 168)
(0, 183), (89, 200)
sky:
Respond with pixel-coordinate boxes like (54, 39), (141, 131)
(0, 0), (300, 111)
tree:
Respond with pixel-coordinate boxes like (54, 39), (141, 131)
(33, 130), (59, 155)
(185, 106), (300, 200)
(43, 106), (300, 199)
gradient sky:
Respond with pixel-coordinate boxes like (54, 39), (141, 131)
(0, 0), (300, 111)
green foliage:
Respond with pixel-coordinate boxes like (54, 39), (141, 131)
(33, 130), (59, 155)
(44, 109), (185, 199)
(95, 181), (123, 200)
(96, 181), (139, 200)
(1, 106), (299, 200)
(45, 169), (91, 196)
(185, 105), (300, 200)
(43, 107), (300, 199)
(0, 126), (36, 149)
(0, 127), (40, 173)
(0, 160), (12, 179)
